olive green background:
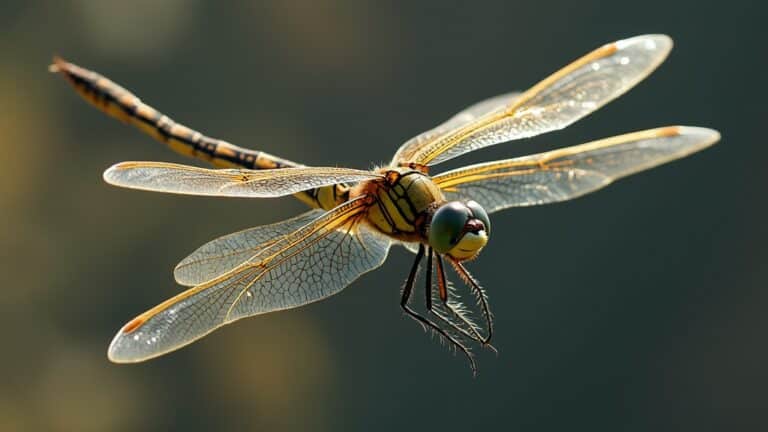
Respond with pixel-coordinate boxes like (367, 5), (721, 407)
(1, 1), (765, 431)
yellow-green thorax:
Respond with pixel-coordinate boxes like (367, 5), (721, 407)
(357, 167), (445, 242)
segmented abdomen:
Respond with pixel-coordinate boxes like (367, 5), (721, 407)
(51, 58), (348, 210)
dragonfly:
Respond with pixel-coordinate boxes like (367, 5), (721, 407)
(52, 34), (719, 373)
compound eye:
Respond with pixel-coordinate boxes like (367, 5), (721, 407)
(428, 202), (471, 253)
(465, 200), (490, 235)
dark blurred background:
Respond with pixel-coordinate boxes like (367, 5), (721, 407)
(1, 1), (765, 431)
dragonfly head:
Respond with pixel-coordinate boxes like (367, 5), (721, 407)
(427, 200), (490, 261)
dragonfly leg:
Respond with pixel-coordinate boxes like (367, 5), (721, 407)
(424, 247), (433, 310)
(427, 252), (496, 353)
(449, 260), (494, 346)
(401, 244), (477, 375)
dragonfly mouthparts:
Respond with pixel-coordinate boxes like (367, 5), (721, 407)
(464, 219), (486, 234)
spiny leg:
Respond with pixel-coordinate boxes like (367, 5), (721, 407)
(425, 247), (433, 311)
(424, 247), (478, 340)
(401, 244), (477, 374)
(424, 248), (481, 343)
(450, 259), (494, 346)
(429, 251), (495, 351)
(437, 254), (490, 344)
(425, 248), (479, 342)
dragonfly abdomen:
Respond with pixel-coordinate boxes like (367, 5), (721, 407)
(50, 57), (347, 210)
(50, 58), (297, 170)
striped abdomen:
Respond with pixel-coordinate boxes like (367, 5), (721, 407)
(50, 57), (347, 210)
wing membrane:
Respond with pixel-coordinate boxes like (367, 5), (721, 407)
(434, 126), (720, 212)
(395, 34), (673, 166)
(174, 209), (325, 286)
(103, 161), (381, 197)
(392, 91), (521, 164)
(107, 197), (390, 363)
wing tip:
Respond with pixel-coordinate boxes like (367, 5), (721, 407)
(107, 328), (140, 364)
(102, 162), (137, 185)
(107, 317), (159, 364)
(106, 317), (145, 363)
(615, 34), (673, 54)
(651, 126), (720, 158)
(172, 264), (195, 287)
(675, 126), (721, 147)
(102, 164), (120, 185)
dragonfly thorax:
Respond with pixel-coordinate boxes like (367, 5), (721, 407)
(357, 167), (444, 242)
(358, 168), (491, 260)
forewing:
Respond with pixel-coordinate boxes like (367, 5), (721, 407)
(107, 197), (391, 363)
(391, 91), (521, 164)
(395, 35), (673, 166)
(174, 209), (325, 286)
(103, 161), (381, 197)
(434, 126), (720, 212)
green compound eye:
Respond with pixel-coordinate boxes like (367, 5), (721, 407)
(465, 200), (490, 235)
(429, 202), (472, 253)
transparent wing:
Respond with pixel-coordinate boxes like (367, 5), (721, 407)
(392, 91), (521, 164)
(107, 197), (391, 363)
(174, 209), (325, 286)
(434, 126), (720, 213)
(400, 241), (421, 254)
(394, 34), (673, 166)
(103, 161), (381, 198)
